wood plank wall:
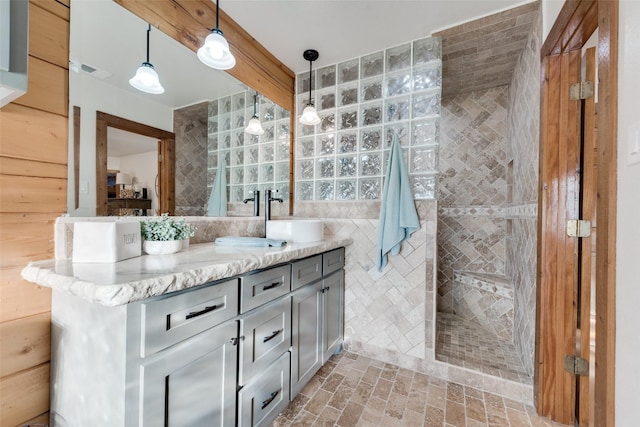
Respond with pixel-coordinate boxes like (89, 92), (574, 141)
(0, 0), (70, 425)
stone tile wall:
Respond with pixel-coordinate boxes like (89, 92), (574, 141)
(437, 87), (509, 314)
(174, 103), (209, 216)
(506, 9), (541, 378)
(302, 200), (437, 361)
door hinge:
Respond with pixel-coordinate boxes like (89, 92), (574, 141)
(564, 355), (589, 376)
(567, 219), (591, 237)
(570, 81), (594, 100)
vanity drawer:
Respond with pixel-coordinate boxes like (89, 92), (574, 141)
(291, 254), (322, 291)
(323, 247), (345, 276)
(239, 296), (291, 386)
(240, 264), (290, 313)
(138, 279), (238, 357)
(238, 351), (291, 427)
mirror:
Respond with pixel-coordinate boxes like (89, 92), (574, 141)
(68, 0), (291, 217)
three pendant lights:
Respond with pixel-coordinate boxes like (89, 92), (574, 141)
(129, 1), (319, 129)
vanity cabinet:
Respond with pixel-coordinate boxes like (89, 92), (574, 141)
(48, 247), (345, 427)
(126, 279), (239, 426)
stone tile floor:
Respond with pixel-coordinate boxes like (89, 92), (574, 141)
(436, 313), (532, 385)
(272, 352), (567, 427)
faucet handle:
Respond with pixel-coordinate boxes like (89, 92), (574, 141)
(269, 189), (283, 203)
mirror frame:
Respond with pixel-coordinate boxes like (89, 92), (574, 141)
(95, 111), (176, 216)
(113, 0), (297, 213)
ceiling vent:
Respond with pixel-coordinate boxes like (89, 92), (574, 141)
(69, 59), (112, 80)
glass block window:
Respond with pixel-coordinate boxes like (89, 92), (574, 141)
(208, 90), (291, 203)
(295, 36), (441, 200)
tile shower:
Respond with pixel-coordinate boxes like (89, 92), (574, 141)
(292, 9), (541, 399)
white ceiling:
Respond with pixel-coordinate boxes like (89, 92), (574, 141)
(107, 127), (158, 157)
(222, 0), (538, 73)
(71, 0), (536, 113)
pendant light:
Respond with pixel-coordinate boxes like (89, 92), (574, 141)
(197, 0), (236, 70)
(299, 49), (321, 126)
(129, 24), (165, 94)
(245, 92), (264, 135)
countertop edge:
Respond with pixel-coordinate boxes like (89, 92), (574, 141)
(21, 237), (352, 307)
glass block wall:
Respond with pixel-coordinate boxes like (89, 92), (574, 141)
(207, 91), (291, 203)
(295, 37), (441, 201)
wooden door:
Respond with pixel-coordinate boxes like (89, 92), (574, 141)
(537, 42), (600, 427)
(536, 49), (582, 425)
(537, 2), (618, 426)
(577, 46), (597, 427)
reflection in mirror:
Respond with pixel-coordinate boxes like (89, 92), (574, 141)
(68, 0), (290, 217)
(107, 128), (158, 215)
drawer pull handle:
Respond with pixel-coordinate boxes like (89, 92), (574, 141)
(261, 389), (280, 410)
(185, 304), (219, 320)
(263, 329), (283, 343)
(263, 281), (282, 291)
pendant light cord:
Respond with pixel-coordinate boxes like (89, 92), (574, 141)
(308, 57), (313, 106)
(253, 93), (258, 117)
(216, 0), (220, 30)
(145, 24), (150, 63)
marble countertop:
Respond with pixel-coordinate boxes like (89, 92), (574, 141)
(21, 237), (351, 307)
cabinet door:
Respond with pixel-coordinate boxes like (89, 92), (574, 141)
(291, 281), (323, 398)
(322, 270), (344, 364)
(137, 320), (237, 427)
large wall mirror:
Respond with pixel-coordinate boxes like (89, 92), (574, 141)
(68, 0), (294, 217)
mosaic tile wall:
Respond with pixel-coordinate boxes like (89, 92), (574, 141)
(437, 87), (509, 314)
(505, 9), (541, 378)
(294, 37), (442, 201)
(207, 91), (291, 205)
(174, 103), (208, 216)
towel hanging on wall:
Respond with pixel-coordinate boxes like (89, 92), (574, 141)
(207, 155), (227, 216)
(375, 133), (420, 271)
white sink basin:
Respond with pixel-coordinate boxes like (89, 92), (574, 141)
(266, 220), (324, 243)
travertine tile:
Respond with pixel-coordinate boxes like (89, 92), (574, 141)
(272, 352), (567, 427)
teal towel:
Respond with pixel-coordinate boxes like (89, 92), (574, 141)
(376, 133), (419, 271)
(207, 155), (227, 216)
(215, 236), (287, 247)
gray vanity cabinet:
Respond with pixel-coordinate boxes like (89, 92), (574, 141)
(126, 278), (240, 427)
(48, 247), (345, 427)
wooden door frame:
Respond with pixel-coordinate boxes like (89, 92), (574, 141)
(536, 1), (617, 426)
(95, 111), (176, 216)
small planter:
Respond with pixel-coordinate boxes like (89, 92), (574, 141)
(143, 240), (183, 255)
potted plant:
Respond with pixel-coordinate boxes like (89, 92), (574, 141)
(140, 214), (196, 255)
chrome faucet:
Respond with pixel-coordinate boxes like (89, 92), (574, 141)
(265, 189), (283, 231)
(243, 190), (260, 216)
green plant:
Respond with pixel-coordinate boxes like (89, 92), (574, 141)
(140, 214), (196, 241)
